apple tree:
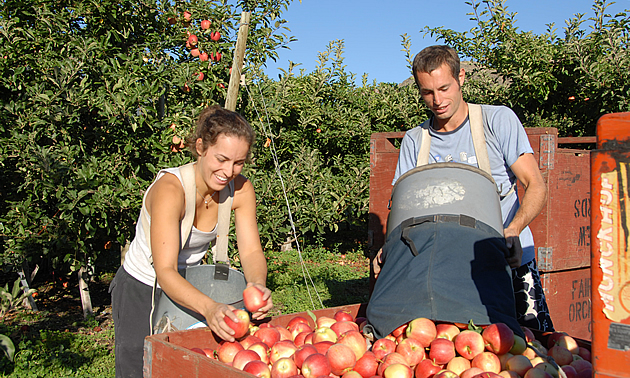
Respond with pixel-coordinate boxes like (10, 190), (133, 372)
(0, 0), (294, 277)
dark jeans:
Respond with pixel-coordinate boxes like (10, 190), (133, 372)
(512, 259), (555, 332)
(109, 266), (156, 378)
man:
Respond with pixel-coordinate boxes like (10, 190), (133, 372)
(373, 45), (553, 332)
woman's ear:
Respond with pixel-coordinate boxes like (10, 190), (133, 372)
(195, 138), (204, 156)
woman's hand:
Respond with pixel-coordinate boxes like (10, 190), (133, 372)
(247, 282), (273, 320)
(203, 302), (239, 342)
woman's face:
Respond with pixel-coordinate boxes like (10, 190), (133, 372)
(196, 134), (250, 192)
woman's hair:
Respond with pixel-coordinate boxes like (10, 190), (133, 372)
(186, 105), (255, 158)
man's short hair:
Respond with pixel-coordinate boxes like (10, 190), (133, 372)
(412, 45), (461, 88)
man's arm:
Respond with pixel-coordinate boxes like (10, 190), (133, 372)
(504, 152), (547, 267)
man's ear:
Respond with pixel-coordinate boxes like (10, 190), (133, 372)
(458, 68), (466, 87)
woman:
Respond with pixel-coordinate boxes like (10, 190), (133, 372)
(109, 106), (273, 377)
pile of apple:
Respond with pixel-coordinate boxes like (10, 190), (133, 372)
(189, 294), (593, 378)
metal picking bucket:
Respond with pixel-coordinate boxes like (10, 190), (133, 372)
(387, 163), (504, 237)
(152, 264), (247, 334)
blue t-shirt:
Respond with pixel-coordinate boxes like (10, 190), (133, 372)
(392, 104), (536, 266)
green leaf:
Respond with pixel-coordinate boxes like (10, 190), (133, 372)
(306, 310), (317, 324)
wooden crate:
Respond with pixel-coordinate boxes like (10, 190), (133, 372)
(541, 267), (592, 341)
(143, 304), (366, 378)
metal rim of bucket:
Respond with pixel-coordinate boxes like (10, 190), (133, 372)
(393, 162), (497, 194)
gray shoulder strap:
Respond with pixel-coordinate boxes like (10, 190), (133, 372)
(212, 181), (234, 264)
(468, 103), (491, 176)
(416, 127), (431, 167)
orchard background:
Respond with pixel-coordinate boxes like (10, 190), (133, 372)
(0, 0), (628, 323)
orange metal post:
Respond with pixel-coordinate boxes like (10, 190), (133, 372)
(590, 112), (630, 378)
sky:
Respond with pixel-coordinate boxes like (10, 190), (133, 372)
(262, 0), (628, 84)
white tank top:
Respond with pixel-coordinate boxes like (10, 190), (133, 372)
(123, 166), (218, 287)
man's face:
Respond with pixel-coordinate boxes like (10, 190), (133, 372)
(415, 63), (466, 128)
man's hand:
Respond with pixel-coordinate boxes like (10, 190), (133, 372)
(504, 228), (523, 269)
(372, 248), (384, 280)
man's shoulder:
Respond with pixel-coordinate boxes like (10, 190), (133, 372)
(404, 119), (432, 138)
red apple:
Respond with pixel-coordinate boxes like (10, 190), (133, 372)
(396, 337), (425, 367)
(460, 367), (484, 378)
(187, 34), (198, 47)
(255, 326), (281, 348)
(334, 310), (355, 322)
(436, 323), (461, 341)
(225, 309), (251, 339)
(446, 356), (471, 376)
(372, 337), (397, 361)
(521, 327), (536, 343)
(556, 335), (579, 354)
(327, 343), (357, 376)
(331, 321), (360, 337)
(316, 316), (337, 329)
(217, 340), (244, 363)
(244, 360), (272, 378)
(200, 19), (211, 30)
(378, 352), (409, 376)
(455, 330), (486, 360)
(276, 326), (292, 341)
(429, 338), (456, 365)
(190, 347), (205, 356)
(354, 351), (379, 378)
(383, 363), (413, 378)
(301, 353), (332, 378)
(343, 371), (364, 378)
(290, 322), (313, 340)
(548, 345), (573, 366)
(313, 341), (334, 355)
(190, 48), (200, 57)
(499, 370), (520, 378)
(415, 358), (443, 378)
(199, 52), (209, 62)
(312, 327), (337, 344)
(233, 349), (261, 370)
(248, 342), (270, 364)
(498, 353), (513, 371)
(294, 331), (312, 347)
(569, 359), (592, 373)
(391, 323), (408, 338)
(471, 373), (503, 378)
(471, 352), (501, 374)
(337, 330), (367, 360)
(241, 335), (262, 349)
(561, 365), (578, 378)
(243, 285), (267, 313)
(271, 357), (299, 378)
(505, 354), (533, 377)
(294, 344), (318, 369)
(287, 315), (311, 330)
(210, 31), (221, 41)
(577, 347), (591, 362)
(546, 332), (568, 349)
(535, 362), (560, 378)
(482, 323), (515, 355)
(405, 317), (437, 347)
(270, 340), (298, 364)
(183, 11), (192, 21)
(434, 370), (460, 378)
(524, 369), (554, 378)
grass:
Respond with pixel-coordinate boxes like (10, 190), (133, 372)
(0, 242), (370, 377)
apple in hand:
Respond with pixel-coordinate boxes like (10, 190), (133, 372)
(225, 309), (250, 339)
(243, 285), (267, 313)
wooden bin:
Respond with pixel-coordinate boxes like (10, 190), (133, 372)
(368, 128), (594, 339)
(143, 304), (366, 378)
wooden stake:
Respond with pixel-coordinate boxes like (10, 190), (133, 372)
(224, 12), (250, 111)
(78, 266), (93, 318)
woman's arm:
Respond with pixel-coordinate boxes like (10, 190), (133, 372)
(148, 173), (240, 341)
(232, 175), (273, 319)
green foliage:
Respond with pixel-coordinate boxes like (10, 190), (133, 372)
(424, 0), (629, 136)
(0, 278), (35, 318)
(242, 40), (423, 249)
(0, 0), (293, 275)
(0, 334), (15, 362)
